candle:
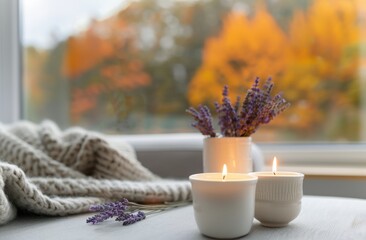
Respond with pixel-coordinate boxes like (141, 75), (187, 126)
(189, 165), (258, 239)
(249, 157), (304, 227)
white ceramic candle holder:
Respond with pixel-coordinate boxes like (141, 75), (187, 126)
(203, 137), (252, 173)
(249, 172), (304, 227)
(189, 173), (258, 239)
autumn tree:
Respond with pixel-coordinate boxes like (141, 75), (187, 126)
(188, 5), (289, 107)
(280, 0), (362, 139)
(188, 0), (363, 140)
(24, 47), (47, 114)
(62, 14), (151, 127)
(60, 0), (232, 130)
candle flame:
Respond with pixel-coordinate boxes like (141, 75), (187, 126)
(272, 157), (277, 175)
(222, 164), (227, 180)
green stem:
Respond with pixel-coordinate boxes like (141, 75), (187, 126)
(127, 201), (191, 212)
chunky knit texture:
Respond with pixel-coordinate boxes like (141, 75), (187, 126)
(0, 121), (191, 225)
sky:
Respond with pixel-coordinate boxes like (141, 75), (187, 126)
(22, 0), (128, 49)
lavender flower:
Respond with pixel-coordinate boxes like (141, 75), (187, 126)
(86, 199), (129, 225)
(86, 212), (113, 224)
(186, 77), (290, 137)
(186, 105), (216, 137)
(89, 198), (129, 212)
(122, 211), (146, 226)
(86, 198), (190, 227)
(115, 212), (132, 222)
(216, 86), (239, 137)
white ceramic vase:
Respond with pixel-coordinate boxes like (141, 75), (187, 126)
(203, 137), (252, 173)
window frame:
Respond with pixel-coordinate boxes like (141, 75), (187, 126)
(2, 0), (366, 177)
(0, 0), (22, 123)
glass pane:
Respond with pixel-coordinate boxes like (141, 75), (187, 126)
(22, 0), (366, 141)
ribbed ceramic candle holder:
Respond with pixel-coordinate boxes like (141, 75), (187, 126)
(249, 172), (304, 227)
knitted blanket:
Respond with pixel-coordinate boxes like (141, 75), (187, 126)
(0, 121), (191, 225)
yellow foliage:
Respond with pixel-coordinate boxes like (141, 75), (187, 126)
(188, 0), (363, 133)
(279, 0), (361, 129)
(189, 5), (289, 106)
(24, 48), (47, 105)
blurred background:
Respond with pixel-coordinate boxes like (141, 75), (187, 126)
(22, 0), (366, 142)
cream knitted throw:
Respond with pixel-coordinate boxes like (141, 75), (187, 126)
(0, 121), (191, 225)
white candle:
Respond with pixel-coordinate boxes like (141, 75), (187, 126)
(189, 165), (258, 239)
(249, 157), (304, 227)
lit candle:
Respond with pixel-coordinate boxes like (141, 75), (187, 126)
(273, 156), (277, 175)
(222, 163), (227, 180)
(189, 165), (258, 239)
(249, 157), (304, 227)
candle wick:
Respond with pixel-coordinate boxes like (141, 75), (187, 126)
(273, 172), (276, 176)
(223, 175), (226, 180)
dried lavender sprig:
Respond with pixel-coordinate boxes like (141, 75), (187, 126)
(89, 198), (129, 212)
(121, 211), (146, 226)
(265, 93), (291, 121)
(186, 77), (290, 137)
(115, 212), (132, 222)
(237, 79), (290, 136)
(87, 199), (191, 226)
(216, 85), (238, 137)
(240, 89), (268, 135)
(237, 78), (260, 136)
(201, 105), (215, 134)
(185, 105), (216, 137)
(234, 96), (241, 114)
(87, 199), (129, 224)
(263, 77), (274, 97)
(86, 211), (114, 224)
(128, 201), (190, 210)
(238, 79), (258, 129)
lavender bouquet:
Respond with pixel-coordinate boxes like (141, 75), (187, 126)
(186, 77), (290, 137)
(86, 198), (189, 226)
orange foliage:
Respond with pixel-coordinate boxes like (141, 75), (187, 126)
(70, 95), (96, 121)
(279, 0), (361, 129)
(24, 48), (47, 105)
(189, 5), (288, 106)
(63, 16), (132, 79)
(101, 60), (151, 90)
(188, 0), (363, 132)
(62, 13), (151, 120)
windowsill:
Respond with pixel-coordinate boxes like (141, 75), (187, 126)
(260, 143), (366, 179)
(263, 165), (366, 179)
(110, 134), (366, 198)
(108, 133), (366, 178)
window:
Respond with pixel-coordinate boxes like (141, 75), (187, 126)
(21, 0), (366, 143)
(0, 0), (366, 171)
(0, 0), (365, 198)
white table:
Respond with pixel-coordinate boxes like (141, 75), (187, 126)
(1, 196), (365, 240)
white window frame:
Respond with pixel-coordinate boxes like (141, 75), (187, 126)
(1, 0), (366, 177)
(0, 0), (21, 123)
